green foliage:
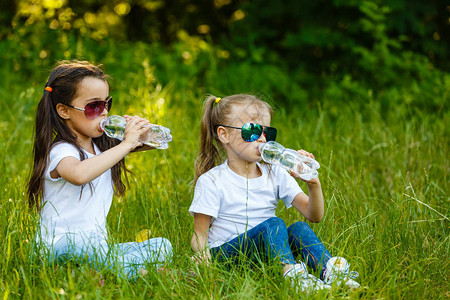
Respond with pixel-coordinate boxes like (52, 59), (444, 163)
(2, 0), (448, 112)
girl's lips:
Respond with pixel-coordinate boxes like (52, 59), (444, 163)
(98, 117), (107, 132)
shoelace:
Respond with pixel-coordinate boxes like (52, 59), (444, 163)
(331, 269), (359, 282)
(348, 270), (359, 280)
(307, 274), (326, 284)
(324, 263), (359, 285)
(284, 263), (308, 279)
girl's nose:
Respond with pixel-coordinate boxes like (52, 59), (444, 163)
(257, 131), (267, 143)
(100, 106), (109, 116)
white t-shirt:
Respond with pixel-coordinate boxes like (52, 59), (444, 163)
(38, 142), (114, 246)
(189, 161), (303, 248)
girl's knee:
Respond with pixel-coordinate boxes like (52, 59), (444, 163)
(288, 221), (311, 234)
(266, 217), (287, 229)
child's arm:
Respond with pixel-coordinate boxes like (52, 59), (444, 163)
(290, 149), (325, 222)
(191, 213), (212, 264)
(50, 116), (146, 185)
(291, 179), (324, 222)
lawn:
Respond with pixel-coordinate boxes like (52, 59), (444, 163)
(0, 40), (448, 299)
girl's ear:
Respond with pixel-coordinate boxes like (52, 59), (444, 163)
(56, 103), (70, 120)
(216, 126), (229, 144)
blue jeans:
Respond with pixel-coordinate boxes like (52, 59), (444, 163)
(42, 233), (173, 279)
(211, 217), (331, 272)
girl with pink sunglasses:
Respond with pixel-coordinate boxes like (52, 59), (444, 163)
(27, 60), (172, 278)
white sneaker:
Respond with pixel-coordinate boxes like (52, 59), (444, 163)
(284, 262), (331, 293)
(322, 257), (360, 289)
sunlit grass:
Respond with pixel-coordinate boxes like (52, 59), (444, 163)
(0, 51), (448, 299)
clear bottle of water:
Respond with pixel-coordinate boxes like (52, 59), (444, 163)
(99, 115), (172, 149)
(259, 141), (320, 180)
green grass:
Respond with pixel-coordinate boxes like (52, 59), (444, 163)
(0, 45), (448, 299)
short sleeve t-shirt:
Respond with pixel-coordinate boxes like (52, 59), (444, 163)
(189, 161), (303, 248)
(38, 142), (114, 246)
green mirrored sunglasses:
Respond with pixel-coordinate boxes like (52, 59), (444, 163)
(217, 122), (277, 142)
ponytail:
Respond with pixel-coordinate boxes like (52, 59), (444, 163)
(194, 96), (223, 184)
(27, 91), (54, 210)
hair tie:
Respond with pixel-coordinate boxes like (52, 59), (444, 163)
(44, 86), (53, 92)
(214, 97), (222, 103)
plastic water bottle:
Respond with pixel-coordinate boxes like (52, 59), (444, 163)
(99, 115), (172, 149)
(259, 141), (320, 180)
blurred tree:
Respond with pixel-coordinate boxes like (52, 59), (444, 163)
(226, 0), (449, 71)
(0, 1), (17, 39)
(121, 0), (238, 44)
(1, 0), (448, 91)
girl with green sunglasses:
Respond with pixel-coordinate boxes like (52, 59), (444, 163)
(189, 94), (360, 293)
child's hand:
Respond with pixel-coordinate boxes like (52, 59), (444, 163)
(122, 115), (150, 150)
(297, 149), (315, 160)
(123, 115), (150, 125)
(289, 149), (320, 184)
(191, 251), (211, 265)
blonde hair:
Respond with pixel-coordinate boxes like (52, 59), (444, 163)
(194, 94), (273, 184)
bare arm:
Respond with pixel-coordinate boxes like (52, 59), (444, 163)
(51, 116), (146, 185)
(191, 213), (212, 264)
(291, 179), (324, 222)
(289, 149), (325, 222)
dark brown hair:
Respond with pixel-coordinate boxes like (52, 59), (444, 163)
(194, 94), (273, 184)
(27, 60), (128, 211)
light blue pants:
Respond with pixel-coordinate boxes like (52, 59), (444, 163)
(45, 233), (173, 279)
